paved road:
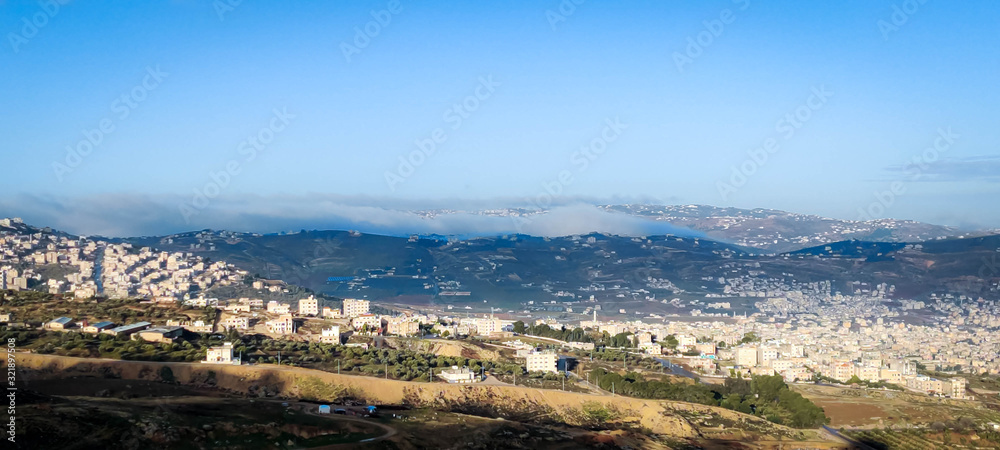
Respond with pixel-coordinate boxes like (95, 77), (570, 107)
(653, 358), (702, 381)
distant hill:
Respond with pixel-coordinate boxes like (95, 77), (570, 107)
(7, 215), (997, 312)
(124, 227), (1000, 308)
(599, 204), (966, 252)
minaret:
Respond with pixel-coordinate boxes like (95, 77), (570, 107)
(593, 310), (597, 323)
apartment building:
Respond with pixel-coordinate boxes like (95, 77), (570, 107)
(352, 313), (382, 331)
(266, 301), (291, 314)
(320, 326), (341, 344)
(266, 314), (295, 335)
(298, 296), (319, 316)
(203, 342), (239, 365)
(223, 316), (250, 330)
(828, 362), (853, 382)
(879, 368), (902, 385)
(757, 347), (778, 365)
(735, 346), (758, 367)
(948, 377), (968, 399)
(343, 298), (370, 318)
(526, 350), (559, 373)
(387, 319), (420, 336)
(854, 364), (880, 382)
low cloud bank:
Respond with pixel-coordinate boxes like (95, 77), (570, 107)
(0, 193), (701, 239)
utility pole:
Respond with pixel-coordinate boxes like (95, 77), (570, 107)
(430, 368), (433, 382)
(338, 360), (340, 374)
(278, 351), (281, 366)
(562, 372), (565, 391)
(385, 362), (388, 379)
(612, 382), (615, 396)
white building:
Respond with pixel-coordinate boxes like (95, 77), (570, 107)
(298, 296), (319, 316)
(320, 326), (341, 344)
(526, 350), (558, 373)
(343, 298), (370, 318)
(352, 314), (382, 332)
(438, 366), (478, 384)
(266, 314), (295, 335)
(267, 301), (291, 314)
(735, 346), (758, 367)
(223, 316), (250, 330)
(203, 342), (241, 365)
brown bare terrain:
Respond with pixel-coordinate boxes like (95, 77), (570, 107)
(14, 353), (846, 448)
(793, 383), (1000, 428)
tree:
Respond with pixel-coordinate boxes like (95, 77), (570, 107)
(739, 332), (760, 344)
(662, 335), (679, 350)
(512, 321), (526, 334)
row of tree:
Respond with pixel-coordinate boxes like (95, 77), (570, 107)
(589, 367), (828, 428)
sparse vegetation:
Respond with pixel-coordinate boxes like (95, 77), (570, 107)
(590, 368), (828, 428)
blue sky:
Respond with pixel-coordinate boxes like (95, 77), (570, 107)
(1, 0), (998, 235)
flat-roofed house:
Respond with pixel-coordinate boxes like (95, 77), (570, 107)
(438, 366), (478, 384)
(203, 342), (240, 365)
